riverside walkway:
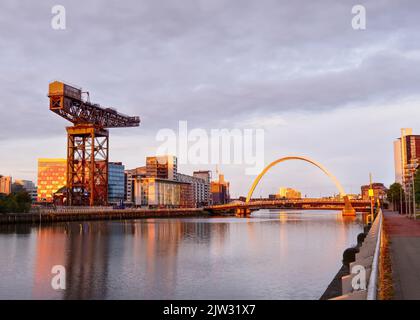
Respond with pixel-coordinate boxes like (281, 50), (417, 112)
(383, 211), (420, 300)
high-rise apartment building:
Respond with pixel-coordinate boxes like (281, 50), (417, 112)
(0, 175), (12, 195)
(146, 155), (177, 181)
(37, 158), (66, 202)
(394, 128), (420, 187)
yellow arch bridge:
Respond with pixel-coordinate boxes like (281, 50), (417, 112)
(207, 156), (367, 217)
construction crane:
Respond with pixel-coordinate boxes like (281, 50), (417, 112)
(48, 81), (140, 206)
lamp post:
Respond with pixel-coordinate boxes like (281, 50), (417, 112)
(400, 187), (403, 215)
(369, 173), (374, 223)
(407, 162), (418, 219)
(412, 171), (416, 219)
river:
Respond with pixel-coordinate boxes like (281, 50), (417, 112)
(0, 210), (363, 300)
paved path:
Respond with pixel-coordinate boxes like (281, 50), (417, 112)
(383, 211), (420, 300)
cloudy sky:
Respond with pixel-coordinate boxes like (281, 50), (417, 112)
(1, 0), (420, 197)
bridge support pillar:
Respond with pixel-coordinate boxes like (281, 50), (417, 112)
(235, 208), (251, 217)
(342, 196), (356, 217)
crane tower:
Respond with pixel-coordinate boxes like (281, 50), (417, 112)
(48, 81), (140, 206)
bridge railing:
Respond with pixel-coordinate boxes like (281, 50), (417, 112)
(207, 198), (370, 210)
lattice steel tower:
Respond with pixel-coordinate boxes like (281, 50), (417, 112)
(48, 81), (140, 206)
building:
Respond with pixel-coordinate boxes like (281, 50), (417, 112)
(193, 170), (211, 206)
(211, 174), (230, 205)
(394, 128), (420, 186)
(177, 173), (208, 207)
(108, 162), (125, 204)
(13, 179), (37, 201)
(37, 158), (66, 202)
(361, 183), (388, 201)
(124, 166), (146, 203)
(0, 175), (12, 195)
(278, 187), (302, 199)
(146, 155), (177, 181)
(133, 177), (193, 208)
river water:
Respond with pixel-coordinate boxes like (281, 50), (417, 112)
(0, 210), (363, 300)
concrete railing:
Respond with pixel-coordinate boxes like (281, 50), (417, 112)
(331, 210), (383, 300)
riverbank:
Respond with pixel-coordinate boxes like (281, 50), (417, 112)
(0, 208), (208, 225)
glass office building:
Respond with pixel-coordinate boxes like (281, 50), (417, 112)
(108, 162), (125, 204)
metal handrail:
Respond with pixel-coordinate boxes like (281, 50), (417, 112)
(367, 209), (383, 300)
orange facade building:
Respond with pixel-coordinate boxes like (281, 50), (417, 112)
(37, 158), (66, 202)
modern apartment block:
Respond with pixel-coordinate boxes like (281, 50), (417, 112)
(177, 173), (209, 207)
(37, 158), (66, 202)
(193, 170), (211, 206)
(146, 155), (178, 181)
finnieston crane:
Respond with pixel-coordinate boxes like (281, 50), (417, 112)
(48, 81), (140, 206)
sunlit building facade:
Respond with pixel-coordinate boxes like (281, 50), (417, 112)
(278, 187), (302, 199)
(394, 128), (420, 185)
(124, 166), (146, 203)
(0, 175), (12, 195)
(37, 158), (66, 202)
(211, 174), (230, 205)
(146, 155), (178, 181)
(133, 177), (193, 208)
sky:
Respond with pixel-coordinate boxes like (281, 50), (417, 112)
(1, 0), (420, 198)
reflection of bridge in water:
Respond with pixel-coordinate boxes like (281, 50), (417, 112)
(206, 198), (371, 216)
(207, 155), (370, 217)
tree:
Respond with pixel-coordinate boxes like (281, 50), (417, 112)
(387, 182), (404, 213)
(0, 190), (32, 214)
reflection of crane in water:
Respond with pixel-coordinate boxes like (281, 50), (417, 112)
(48, 81), (140, 206)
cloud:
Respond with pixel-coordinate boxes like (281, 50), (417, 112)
(0, 0), (419, 195)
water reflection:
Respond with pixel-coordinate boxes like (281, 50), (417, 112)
(0, 210), (362, 300)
